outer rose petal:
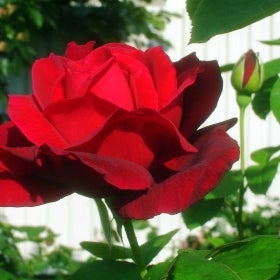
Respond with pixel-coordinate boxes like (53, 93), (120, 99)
(114, 120), (239, 219)
(0, 121), (32, 147)
(160, 54), (203, 127)
(0, 163), (73, 206)
(175, 56), (223, 138)
(40, 145), (153, 192)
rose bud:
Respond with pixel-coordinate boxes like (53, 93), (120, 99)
(231, 49), (263, 94)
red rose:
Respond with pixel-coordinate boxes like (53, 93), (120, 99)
(0, 41), (239, 219)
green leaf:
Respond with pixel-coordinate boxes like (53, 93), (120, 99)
(182, 198), (224, 229)
(220, 63), (234, 73)
(172, 250), (238, 280)
(144, 261), (171, 280)
(270, 77), (280, 123)
(140, 229), (178, 265)
(187, 0), (280, 43)
(260, 38), (280, 45)
(170, 236), (280, 280)
(263, 58), (280, 80)
(69, 260), (142, 280)
(95, 199), (112, 248)
(250, 146), (280, 166)
(246, 158), (279, 194)
(13, 225), (47, 241)
(106, 198), (124, 243)
(0, 269), (15, 280)
(28, 8), (44, 29)
(209, 236), (280, 280)
(252, 76), (278, 119)
(210, 170), (243, 198)
(80, 241), (131, 261)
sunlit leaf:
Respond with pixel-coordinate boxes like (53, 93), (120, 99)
(263, 58), (280, 80)
(187, 0), (280, 43)
(170, 236), (280, 280)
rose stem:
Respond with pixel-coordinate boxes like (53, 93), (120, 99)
(123, 220), (148, 278)
(236, 94), (251, 240)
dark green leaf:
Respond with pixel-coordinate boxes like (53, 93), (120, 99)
(144, 261), (171, 280)
(260, 38), (280, 45)
(28, 8), (44, 28)
(80, 241), (131, 260)
(187, 0), (280, 43)
(246, 158), (279, 194)
(182, 198), (224, 229)
(210, 170), (243, 198)
(270, 77), (280, 123)
(250, 145), (280, 166)
(252, 76), (278, 119)
(220, 63), (234, 73)
(95, 199), (112, 248)
(106, 198), (124, 243)
(140, 229), (178, 265)
(0, 269), (15, 280)
(69, 260), (142, 280)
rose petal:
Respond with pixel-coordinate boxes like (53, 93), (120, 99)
(178, 59), (223, 138)
(44, 93), (117, 145)
(8, 95), (69, 147)
(160, 53), (203, 128)
(32, 55), (66, 109)
(64, 41), (95, 60)
(0, 164), (72, 207)
(41, 145), (153, 192)
(115, 120), (239, 219)
(0, 146), (38, 175)
(0, 121), (31, 147)
(145, 46), (177, 108)
(62, 53), (115, 100)
(91, 54), (158, 110)
(71, 109), (197, 168)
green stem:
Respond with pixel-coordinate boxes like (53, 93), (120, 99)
(236, 93), (250, 240)
(123, 220), (147, 278)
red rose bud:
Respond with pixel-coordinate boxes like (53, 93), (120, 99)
(231, 49), (263, 94)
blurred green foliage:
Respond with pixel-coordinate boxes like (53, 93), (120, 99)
(0, 219), (89, 279)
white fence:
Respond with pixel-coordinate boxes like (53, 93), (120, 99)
(1, 0), (280, 259)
